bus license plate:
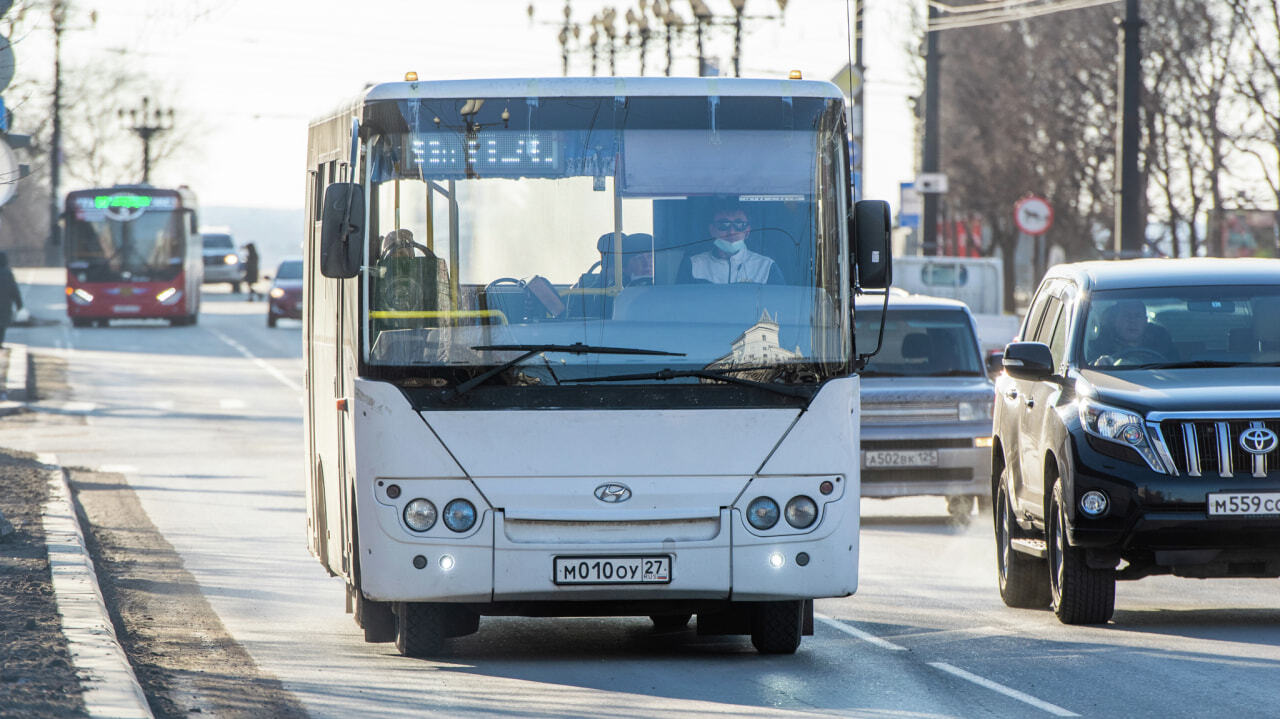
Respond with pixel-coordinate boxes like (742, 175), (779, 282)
(1207, 492), (1280, 517)
(553, 556), (671, 585)
(864, 449), (938, 468)
(114, 305), (141, 313)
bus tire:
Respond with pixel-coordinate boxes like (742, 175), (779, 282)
(267, 314), (277, 328)
(649, 613), (691, 631)
(750, 600), (803, 654)
(395, 602), (445, 657)
(71, 318), (91, 328)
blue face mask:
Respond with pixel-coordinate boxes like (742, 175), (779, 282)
(714, 239), (746, 255)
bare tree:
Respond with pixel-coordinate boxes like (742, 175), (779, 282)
(1226, 0), (1280, 209)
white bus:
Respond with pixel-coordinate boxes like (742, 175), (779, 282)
(304, 76), (892, 656)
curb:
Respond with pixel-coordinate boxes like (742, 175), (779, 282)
(40, 452), (155, 719)
(0, 342), (28, 415)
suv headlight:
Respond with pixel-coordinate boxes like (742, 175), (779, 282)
(958, 400), (992, 421)
(1078, 400), (1167, 473)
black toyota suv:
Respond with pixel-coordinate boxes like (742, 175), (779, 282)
(992, 258), (1280, 624)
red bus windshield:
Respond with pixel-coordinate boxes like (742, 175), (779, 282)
(65, 192), (186, 283)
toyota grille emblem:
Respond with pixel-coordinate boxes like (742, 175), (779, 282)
(1239, 427), (1279, 455)
(594, 483), (632, 503)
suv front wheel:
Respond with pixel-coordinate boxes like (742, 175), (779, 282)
(1048, 478), (1115, 624)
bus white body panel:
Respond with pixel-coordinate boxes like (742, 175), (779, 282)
(351, 375), (859, 603)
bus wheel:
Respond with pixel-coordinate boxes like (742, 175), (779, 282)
(71, 318), (91, 328)
(649, 614), (691, 631)
(750, 600), (803, 654)
(267, 314), (277, 328)
(395, 602), (444, 657)
(96, 319), (110, 328)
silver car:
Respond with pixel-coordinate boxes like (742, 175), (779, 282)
(856, 293), (995, 524)
(201, 232), (243, 291)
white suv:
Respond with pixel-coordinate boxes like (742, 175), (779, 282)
(201, 232), (243, 292)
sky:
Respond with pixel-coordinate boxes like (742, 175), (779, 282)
(18, 0), (921, 212)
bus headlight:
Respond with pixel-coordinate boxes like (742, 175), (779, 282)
(784, 496), (818, 529)
(403, 499), (437, 532)
(442, 499), (476, 532)
(69, 288), (94, 305)
(746, 496), (780, 530)
(156, 287), (182, 305)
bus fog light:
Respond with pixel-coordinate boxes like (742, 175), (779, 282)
(768, 552), (785, 569)
(443, 499), (477, 532)
(156, 287), (181, 304)
(439, 554), (456, 571)
(412, 555), (427, 569)
(1079, 491), (1109, 517)
(784, 496), (818, 529)
(795, 552), (810, 566)
(403, 498), (437, 532)
(746, 497), (780, 530)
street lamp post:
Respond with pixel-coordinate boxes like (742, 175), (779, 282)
(119, 97), (174, 185)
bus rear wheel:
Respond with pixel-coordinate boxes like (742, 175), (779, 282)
(750, 600), (803, 654)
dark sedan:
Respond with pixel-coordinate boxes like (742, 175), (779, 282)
(267, 258), (303, 327)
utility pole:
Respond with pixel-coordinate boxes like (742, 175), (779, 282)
(47, 0), (65, 266)
(119, 97), (173, 184)
(1114, 0), (1144, 256)
(853, 0), (864, 202)
(921, 4), (941, 256)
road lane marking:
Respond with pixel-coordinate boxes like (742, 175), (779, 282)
(816, 614), (908, 651)
(219, 398), (247, 410)
(207, 328), (303, 393)
(929, 662), (1078, 717)
(60, 401), (97, 413)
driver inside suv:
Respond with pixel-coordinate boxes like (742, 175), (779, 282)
(1087, 299), (1177, 366)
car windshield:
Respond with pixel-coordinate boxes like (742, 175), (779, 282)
(276, 260), (303, 280)
(1080, 285), (1280, 369)
(358, 94), (850, 384)
(65, 193), (186, 283)
(203, 235), (233, 250)
(853, 308), (984, 376)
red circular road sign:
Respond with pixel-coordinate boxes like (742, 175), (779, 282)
(1014, 195), (1053, 236)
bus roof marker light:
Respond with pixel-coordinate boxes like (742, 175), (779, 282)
(788, 70), (802, 80)
(404, 71), (418, 82)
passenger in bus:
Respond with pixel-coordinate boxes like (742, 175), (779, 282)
(677, 202), (783, 285)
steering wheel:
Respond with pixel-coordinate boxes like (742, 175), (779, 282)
(1112, 347), (1167, 365)
(381, 274), (424, 311)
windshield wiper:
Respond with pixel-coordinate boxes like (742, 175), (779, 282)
(562, 367), (811, 398)
(448, 343), (685, 400)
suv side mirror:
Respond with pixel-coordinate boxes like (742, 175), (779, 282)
(985, 350), (1004, 376)
(320, 182), (365, 279)
(851, 199), (892, 290)
(1002, 341), (1055, 381)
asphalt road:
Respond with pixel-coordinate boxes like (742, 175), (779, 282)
(8, 267), (1280, 718)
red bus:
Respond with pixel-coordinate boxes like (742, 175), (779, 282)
(63, 186), (203, 327)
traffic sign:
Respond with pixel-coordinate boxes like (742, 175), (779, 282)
(1014, 195), (1053, 235)
(915, 172), (948, 194)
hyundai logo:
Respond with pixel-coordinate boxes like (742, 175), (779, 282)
(1239, 427), (1279, 455)
(593, 483), (632, 503)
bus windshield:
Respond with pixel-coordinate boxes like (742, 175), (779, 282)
(66, 193), (186, 283)
(359, 94), (850, 384)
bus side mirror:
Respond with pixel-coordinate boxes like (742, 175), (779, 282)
(852, 199), (892, 290)
(186, 209), (198, 234)
(320, 182), (365, 279)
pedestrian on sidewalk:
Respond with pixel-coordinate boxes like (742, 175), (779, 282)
(0, 251), (22, 348)
(242, 243), (261, 301)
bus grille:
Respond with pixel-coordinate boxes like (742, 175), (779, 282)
(1159, 419), (1280, 477)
